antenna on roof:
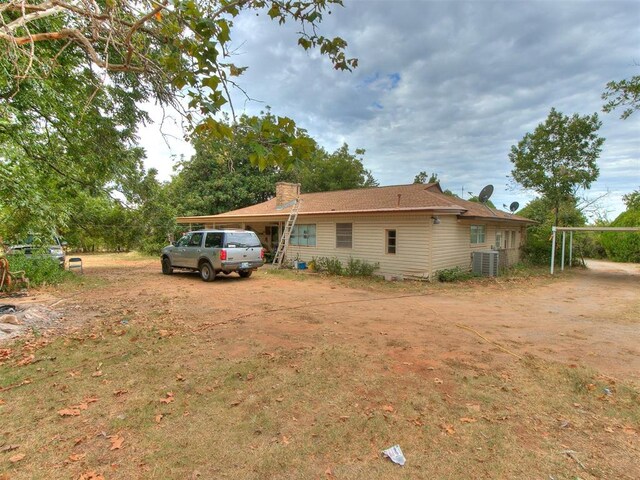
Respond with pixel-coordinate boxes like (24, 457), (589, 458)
(478, 184), (497, 217)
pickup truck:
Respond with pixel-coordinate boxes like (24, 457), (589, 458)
(161, 229), (265, 281)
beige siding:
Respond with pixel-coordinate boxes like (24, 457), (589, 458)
(287, 214), (432, 276)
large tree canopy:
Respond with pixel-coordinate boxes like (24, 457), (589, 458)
(509, 108), (604, 226)
(1, 0), (356, 168)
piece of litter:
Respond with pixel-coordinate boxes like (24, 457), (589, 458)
(603, 388), (612, 396)
(382, 444), (406, 466)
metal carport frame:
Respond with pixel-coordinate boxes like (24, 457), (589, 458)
(550, 226), (640, 274)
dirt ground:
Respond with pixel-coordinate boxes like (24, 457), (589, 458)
(2, 254), (639, 479)
(34, 255), (640, 384)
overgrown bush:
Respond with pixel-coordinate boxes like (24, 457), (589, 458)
(345, 257), (379, 277)
(314, 256), (379, 277)
(436, 266), (474, 282)
(5, 253), (72, 286)
(600, 208), (640, 262)
(315, 256), (344, 275)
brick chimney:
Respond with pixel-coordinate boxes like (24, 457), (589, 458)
(275, 182), (301, 208)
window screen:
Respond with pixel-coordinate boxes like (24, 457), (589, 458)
(336, 223), (353, 248)
(386, 229), (396, 254)
(470, 225), (486, 244)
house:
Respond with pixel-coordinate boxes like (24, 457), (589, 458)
(176, 182), (535, 279)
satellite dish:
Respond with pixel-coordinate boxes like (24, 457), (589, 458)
(478, 184), (494, 203)
(509, 201), (519, 213)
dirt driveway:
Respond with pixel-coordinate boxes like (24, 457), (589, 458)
(48, 255), (640, 384)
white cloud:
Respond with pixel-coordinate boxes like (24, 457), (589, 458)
(138, 0), (640, 219)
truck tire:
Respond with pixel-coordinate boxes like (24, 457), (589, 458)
(238, 270), (252, 278)
(162, 257), (173, 275)
(199, 261), (216, 282)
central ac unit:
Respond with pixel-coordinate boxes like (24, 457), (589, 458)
(472, 250), (499, 277)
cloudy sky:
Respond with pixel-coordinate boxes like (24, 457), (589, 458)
(139, 0), (640, 218)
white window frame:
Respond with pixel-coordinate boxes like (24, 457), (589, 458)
(470, 225), (486, 244)
(386, 229), (397, 254)
(336, 223), (353, 248)
(290, 224), (316, 247)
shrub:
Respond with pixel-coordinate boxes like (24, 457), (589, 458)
(315, 256), (344, 275)
(345, 257), (379, 277)
(6, 253), (72, 286)
(436, 267), (474, 282)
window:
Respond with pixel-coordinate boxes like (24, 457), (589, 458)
(205, 232), (223, 248)
(470, 225), (486, 244)
(495, 231), (503, 249)
(386, 229), (396, 254)
(336, 223), (353, 248)
(224, 232), (261, 248)
(511, 231), (516, 248)
(290, 224), (316, 247)
(188, 232), (203, 247)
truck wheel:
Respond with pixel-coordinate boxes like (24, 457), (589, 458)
(162, 257), (173, 275)
(238, 270), (252, 278)
(200, 262), (216, 282)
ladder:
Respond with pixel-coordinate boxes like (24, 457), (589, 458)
(272, 198), (301, 267)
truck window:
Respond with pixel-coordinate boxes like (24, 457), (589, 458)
(224, 232), (261, 248)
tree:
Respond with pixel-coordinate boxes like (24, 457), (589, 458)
(413, 171), (439, 184)
(296, 144), (378, 193)
(466, 195), (496, 209)
(1, 0), (356, 169)
(600, 189), (640, 262)
(509, 108), (604, 226)
(602, 75), (640, 119)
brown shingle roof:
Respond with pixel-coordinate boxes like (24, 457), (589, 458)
(177, 183), (534, 224)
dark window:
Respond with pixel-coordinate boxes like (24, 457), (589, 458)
(336, 223), (353, 248)
(188, 232), (204, 247)
(386, 229), (396, 254)
(224, 232), (261, 248)
(205, 232), (223, 248)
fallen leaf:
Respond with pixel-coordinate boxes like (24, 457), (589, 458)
(0, 399), (4, 405)
(623, 426), (637, 435)
(434, 378), (443, 385)
(85, 397), (98, 404)
(109, 435), (124, 450)
(325, 466), (334, 477)
(282, 435), (289, 445)
(382, 405), (394, 412)
(460, 417), (478, 423)
(155, 414), (163, 423)
(229, 400), (242, 407)
(113, 389), (128, 396)
(604, 426), (614, 433)
(159, 392), (174, 404)
(9, 453), (25, 463)
(176, 374), (185, 382)
(0, 444), (19, 453)
(275, 397), (284, 402)
(158, 329), (170, 337)
(339, 415), (350, 422)
(246, 373), (254, 381)
(587, 383), (596, 391)
(78, 471), (105, 480)
(58, 408), (81, 417)
(92, 371), (103, 378)
(441, 423), (455, 435)
(17, 354), (35, 366)
(69, 453), (86, 462)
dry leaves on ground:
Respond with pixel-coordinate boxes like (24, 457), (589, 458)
(78, 471), (105, 480)
(69, 453), (86, 462)
(109, 435), (124, 450)
(159, 392), (175, 404)
(9, 453), (26, 463)
(441, 424), (455, 435)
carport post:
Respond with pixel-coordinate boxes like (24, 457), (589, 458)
(561, 231), (566, 271)
(550, 226), (557, 274)
(569, 231), (573, 268)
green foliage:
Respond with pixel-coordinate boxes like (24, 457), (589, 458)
(509, 108), (604, 226)
(435, 267), (474, 282)
(600, 200), (640, 262)
(315, 257), (344, 275)
(1, 0), (356, 171)
(413, 171), (439, 184)
(295, 143), (378, 193)
(467, 195), (497, 209)
(314, 256), (379, 277)
(518, 197), (587, 265)
(6, 253), (71, 287)
(602, 75), (640, 119)
(345, 258), (379, 277)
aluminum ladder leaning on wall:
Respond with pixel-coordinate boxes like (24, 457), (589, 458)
(272, 198), (301, 267)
